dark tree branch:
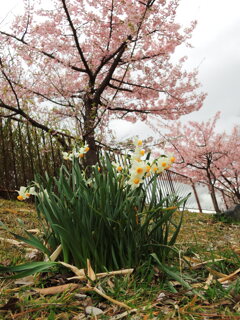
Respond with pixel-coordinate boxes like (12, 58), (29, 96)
(94, 41), (128, 101)
(0, 100), (70, 149)
(106, 106), (161, 114)
(108, 83), (132, 92)
(0, 58), (21, 109)
(21, 11), (30, 41)
(111, 77), (181, 101)
(109, 3), (156, 103)
(106, 0), (114, 51)
(61, 0), (93, 80)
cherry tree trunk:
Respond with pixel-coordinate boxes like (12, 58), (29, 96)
(83, 98), (98, 167)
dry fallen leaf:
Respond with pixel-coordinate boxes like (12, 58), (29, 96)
(49, 244), (62, 262)
(26, 228), (41, 234)
(108, 308), (137, 320)
(15, 275), (35, 286)
(205, 266), (227, 278)
(34, 283), (82, 295)
(59, 261), (86, 278)
(203, 273), (214, 290)
(218, 268), (240, 283)
(183, 256), (225, 269)
(87, 259), (96, 281)
(93, 286), (131, 310)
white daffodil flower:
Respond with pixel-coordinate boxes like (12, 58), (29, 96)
(62, 151), (73, 160)
(112, 162), (123, 172)
(130, 160), (146, 177)
(127, 174), (143, 189)
(16, 186), (36, 201)
(133, 136), (143, 147)
(157, 156), (171, 171)
(71, 144), (90, 159)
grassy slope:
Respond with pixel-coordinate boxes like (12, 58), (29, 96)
(0, 199), (240, 319)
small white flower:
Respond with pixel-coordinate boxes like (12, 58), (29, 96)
(133, 136), (143, 147)
(62, 151), (73, 160)
(127, 174), (144, 189)
(157, 156), (171, 171)
(130, 160), (146, 177)
(72, 144), (90, 159)
(112, 162), (123, 172)
(16, 186), (36, 201)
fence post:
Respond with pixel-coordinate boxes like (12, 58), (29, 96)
(9, 120), (18, 189)
(17, 121), (27, 186)
(0, 118), (10, 196)
(166, 170), (175, 194)
(26, 122), (35, 181)
(191, 182), (202, 213)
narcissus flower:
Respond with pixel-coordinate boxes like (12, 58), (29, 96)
(73, 144), (89, 158)
(16, 186), (36, 201)
(130, 161), (146, 177)
(63, 144), (89, 160)
(151, 163), (159, 174)
(133, 137), (143, 147)
(157, 156), (172, 171)
(146, 165), (151, 173)
(112, 162), (123, 172)
(128, 175), (143, 189)
(131, 147), (146, 162)
(62, 152), (73, 161)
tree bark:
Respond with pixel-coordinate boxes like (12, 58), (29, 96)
(83, 97), (99, 166)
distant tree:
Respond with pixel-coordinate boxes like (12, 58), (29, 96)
(0, 0), (205, 165)
(212, 126), (240, 206)
(164, 113), (240, 211)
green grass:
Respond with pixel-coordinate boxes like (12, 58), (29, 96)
(1, 199), (240, 319)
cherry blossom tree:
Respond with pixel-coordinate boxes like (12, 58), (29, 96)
(0, 0), (205, 165)
(212, 126), (240, 206)
(164, 113), (240, 211)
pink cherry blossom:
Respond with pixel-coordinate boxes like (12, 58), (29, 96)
(0, 0), (205, 165)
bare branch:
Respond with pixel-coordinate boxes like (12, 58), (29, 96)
(61, 0), (93, 79)
(108, 83), (132, 92)
(0, 58), (21, 109)
(106, 0), (114, 51)
(94, 41), (128, 101)
(0, 100), (70, 149)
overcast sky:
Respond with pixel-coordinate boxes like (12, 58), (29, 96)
(112, 0), (240, 139)
(1, 0), (239, 139)
(176, 0), (240, 132)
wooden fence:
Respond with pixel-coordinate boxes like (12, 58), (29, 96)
(0, 117), (227, 212)
(0, 118), (64, 197)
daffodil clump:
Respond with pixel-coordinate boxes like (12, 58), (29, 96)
(11, 137), (185, 276)
(116, 137), (175, 190)
(62, 143), (90, 161)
